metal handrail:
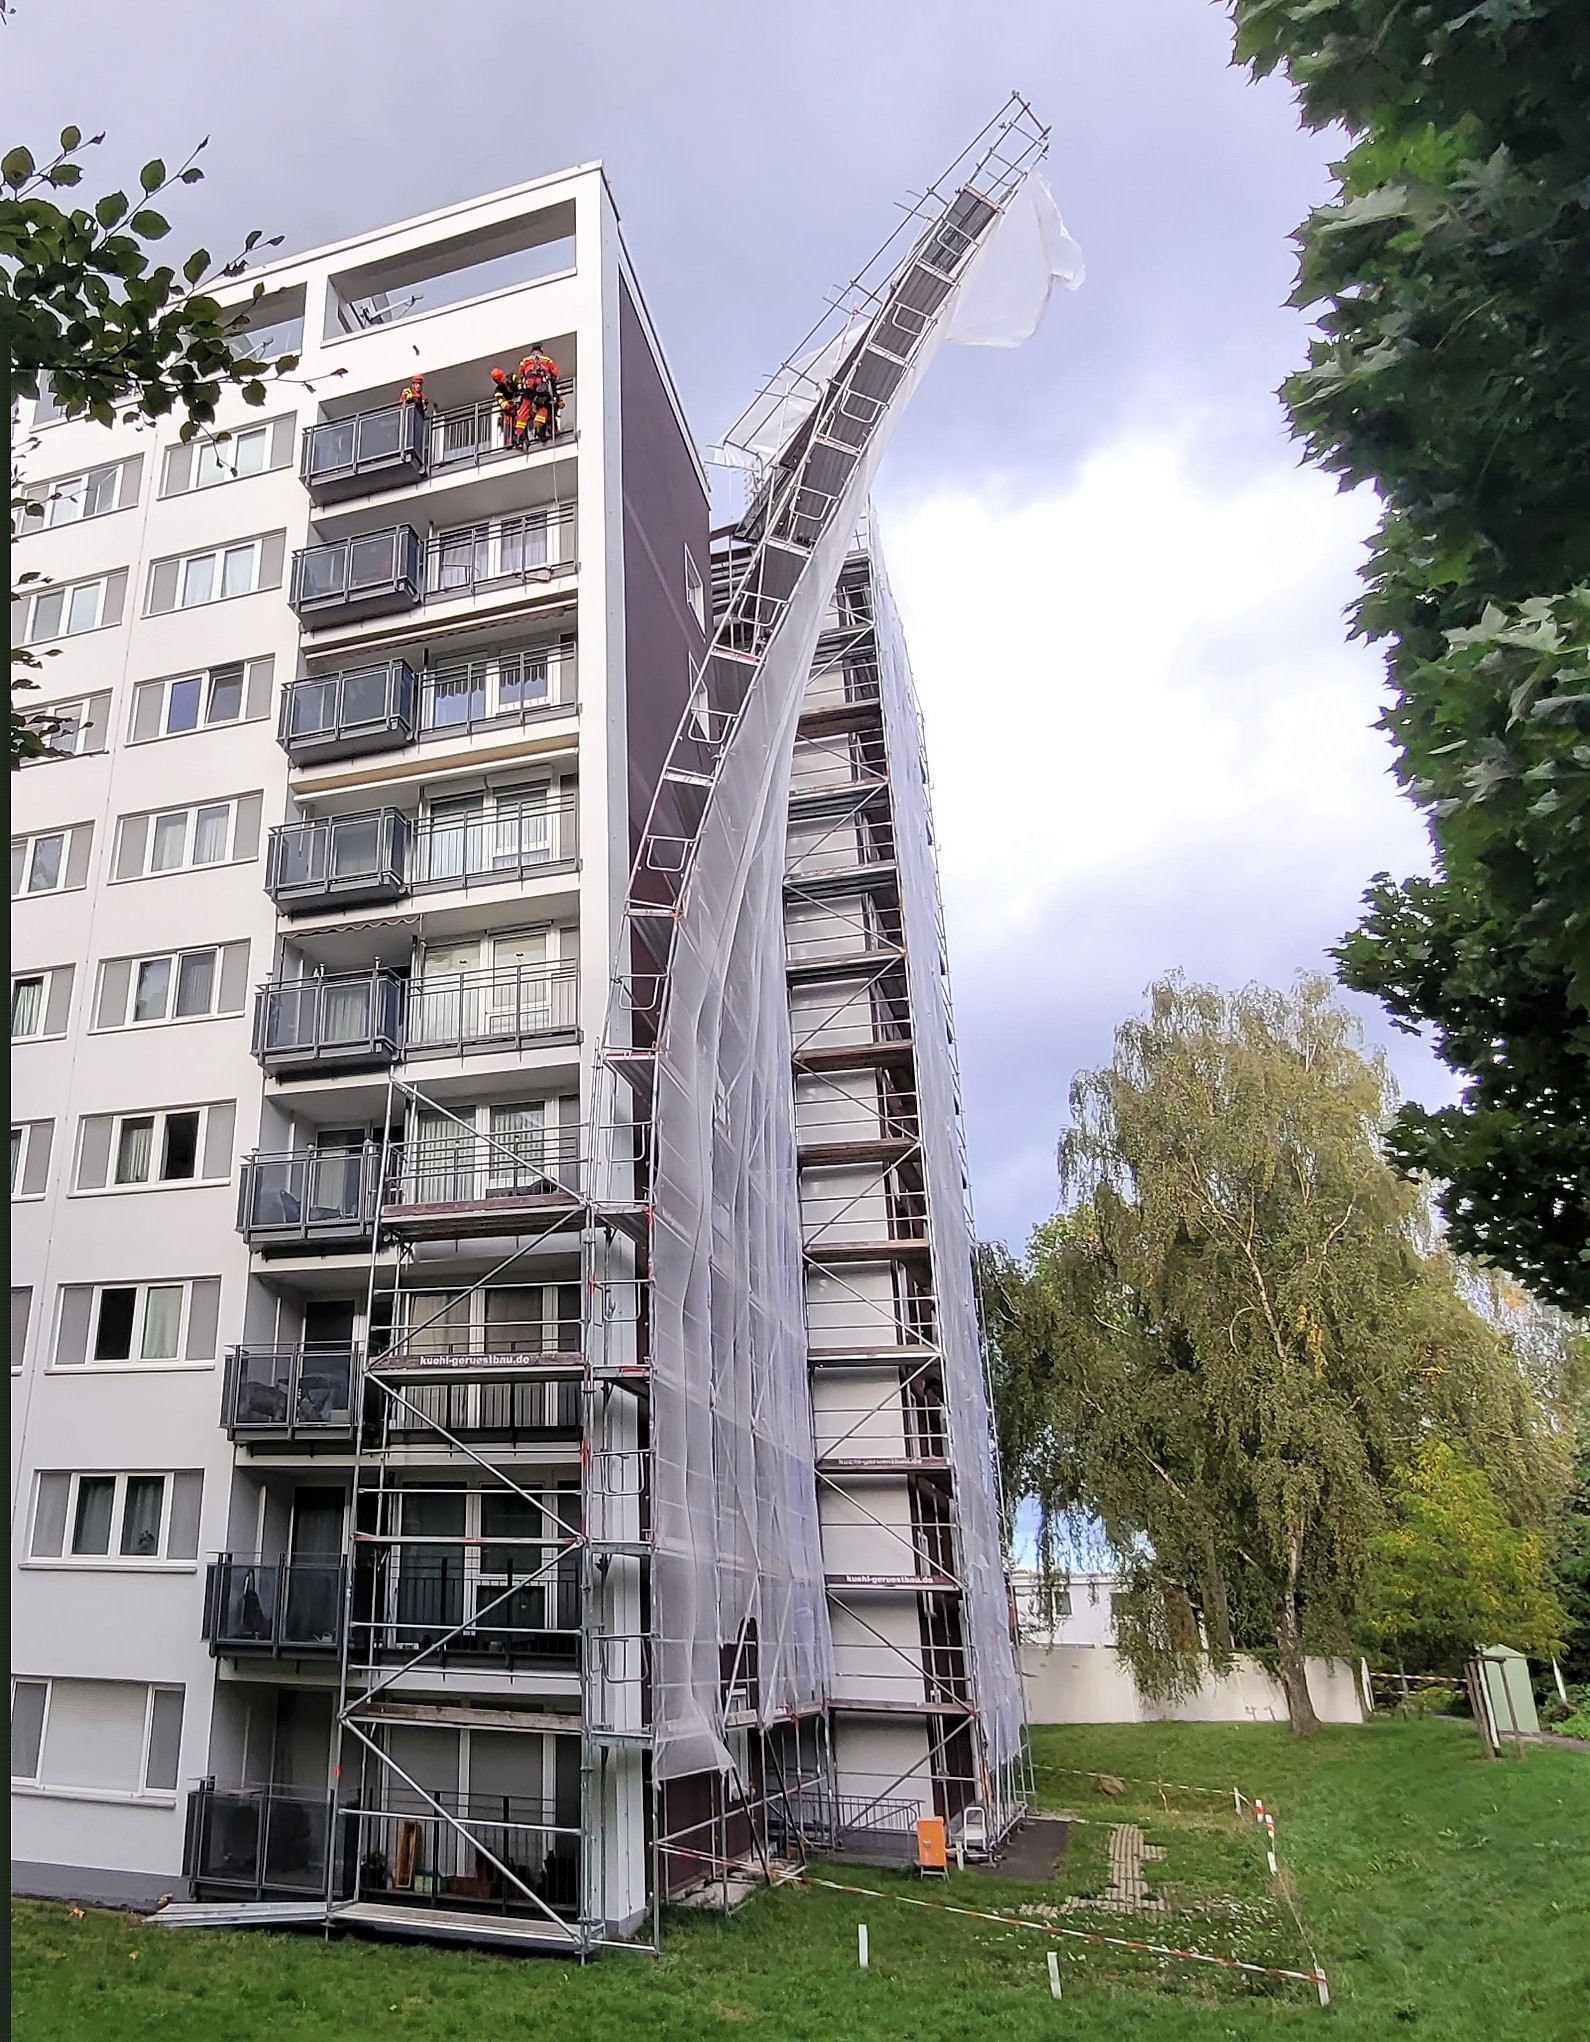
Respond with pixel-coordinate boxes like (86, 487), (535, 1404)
(385, 1131), (583, 1208)
(410, 799), (577, 888)
(405, 963), (577, 1052)
(424, 505), (577, 598)
(252, 969), (405, 1067)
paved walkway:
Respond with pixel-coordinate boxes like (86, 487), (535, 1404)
(1061, 1822), (1167, 1920)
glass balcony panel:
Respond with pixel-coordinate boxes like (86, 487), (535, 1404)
(348, 531), (399, 590)
(298, 549), (346, 602)
(306, 419), (356, 480)
(340, 665), (393, 727)
(287, 677), (339, 742)
(355, 408), (404, 461)
(329, 817), (380, 879)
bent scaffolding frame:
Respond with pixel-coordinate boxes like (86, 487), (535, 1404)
(320, 95), (1046, 1955)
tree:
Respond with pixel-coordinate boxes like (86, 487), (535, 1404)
(1230, 2), (1590, 1310)
(1553, 1400), (1590, 1684)
(1362, 1438), (1566, 1673)
(987, 974), (1566, 1734)
(4, 128), (297, 765)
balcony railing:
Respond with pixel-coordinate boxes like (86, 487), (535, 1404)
(278, 660), (418, 762)
(238, 1144), (383, 1250)
(385, 1130), (582, 1218)
(410, 798), (577, 890)
(204, 1553), (346, 1654)
(265, 810), (409, 912)
(406, 964), (577, 1055)
(423, 507), (576, 601)
(224, 1344), (359, 1442)
(291, 525), (423, 625)
(279, 643), (574, 767)
(426, 384), (577, 470)
(348, 1796), (579, 1916)
(301, 402), (428, 504)
(187, 1781), (337, 1902)
(352, 1557), (581, 1666)
(253, 970), (404, 1074)
(378, 1373), (582, 1442)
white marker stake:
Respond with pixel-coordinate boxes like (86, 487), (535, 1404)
(1316, 1969), (1331, 2007)
(858, 1923), (869, 1970)
(1047, 1950), (1063, 2000)
(1267, 1850), (1278, 1876)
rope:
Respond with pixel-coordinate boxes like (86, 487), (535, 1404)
(798, 1873), (1329, 1998)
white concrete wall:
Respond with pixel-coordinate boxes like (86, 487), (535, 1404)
(1021, 1643), (1366, 1726)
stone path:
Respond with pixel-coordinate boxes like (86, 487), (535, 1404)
(1061, 1822), (1167, 1920)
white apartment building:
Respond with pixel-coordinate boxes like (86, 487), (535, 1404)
(11, 120), (1040, 1952)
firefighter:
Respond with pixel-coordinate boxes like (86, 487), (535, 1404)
(490, 365), (519, 448)
(398, 372), (426, 416)
(518, 344), (562, 443)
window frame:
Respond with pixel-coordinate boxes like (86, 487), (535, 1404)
(65, 1470), (170, 1560)
(188, 424), (271, 490)
(81, 1106), (222, 1196)
(21, 572), (112, 644)
(129, 661), (257, 743)
(11, 968), (67, 1041)
(38, 462), (126, 530)
(10, 830), (71, 897)
(9, 1676), (187, 1803)
(11, 1120), (51, 1200)
(685, 545), (705, 630)
(100, 946), (224, 1029)
(23, 694), (109, 761)
(119, 798), (243, 880)
(169, 536), (263, 612)
(86, 1281), (193, 1366)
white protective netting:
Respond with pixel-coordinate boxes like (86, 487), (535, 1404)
(644, 157), (1080, 1784)
(868, 536), (1027, 1796)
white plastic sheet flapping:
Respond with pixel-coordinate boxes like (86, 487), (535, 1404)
(947, 174), (1084, 348)
(646, 161), (1080, 1784)
(869, 539), (1028, 1800)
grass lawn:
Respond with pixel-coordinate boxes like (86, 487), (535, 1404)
(13, 1717), (1588, 2041)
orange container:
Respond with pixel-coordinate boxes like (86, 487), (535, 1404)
(915, 1815), (948, 1873)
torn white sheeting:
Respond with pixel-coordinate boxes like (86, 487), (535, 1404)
(947, 173), (1084, 348)
(714, 316), (872, 468)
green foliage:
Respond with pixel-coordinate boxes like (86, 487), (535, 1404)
(1553, 1401), (1590, 1681)
(4, 128), (298, 768)
(1, 130), (295, 431)
(1230, 1), (1590, 1309)
(1362, 1438), (1566, 1670)
(988, 974), (1568, 1733)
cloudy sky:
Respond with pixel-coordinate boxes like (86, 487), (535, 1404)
(11, 0), (1450, 1245)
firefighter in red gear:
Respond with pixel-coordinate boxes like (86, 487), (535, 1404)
(518, 345), (561, 444)
(489, 365), (519, 448)
(398, 373), (426, 416)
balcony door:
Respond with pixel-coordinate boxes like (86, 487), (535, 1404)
(422, 796), (480, 883)
(284, 1487), (343, 1646)
(412, 1110), (476, 1205)
(486, 1102), (547, 1197)
(413, 938), (479, 1046)
(311, 1127), (368, 1221)
(488, 930), (549, 1036)
(490, 784), (551, 871)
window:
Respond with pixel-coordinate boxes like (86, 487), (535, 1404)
(92, 942), (248, 1030)
(145, 532), (284, 615)
(15, 569), (127, 644)
(10, 825), (91, 897)
(12, 1287), (31, 1372)
(129, 658), (273, 742)
(32, 378), (68, 426)
(11, 1120), (53, 1198)
(10, 1678), (185, 1798)
(29, 1470), (202, 1565)
(11, 965), (73, 1040)
(159, 417), (292, 496)
(113, 795), (261, 880)
(52, 1276), (221, 1367)
(75, 1102), (234, 1193)
(685, 547), (705, 630)
(21, 692), (112, 762)
(13, 456), (140, 536)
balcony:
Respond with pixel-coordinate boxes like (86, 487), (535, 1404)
(301, 402), (428, 504)
(187, 1781), (337, 1903)
(352, 1556), (581, 1670)
(238, 1145), (382, 1251)
(278, 661), (418, 763)
(423, 507), (576, 602)
(266, 810), (409, 913)
(410, 798), (577, 893)
(383, 1130), (583, 1238)
(204, 1553), (346, 1655)
(406, 965), (577, 1057)
(291, 526), (422, 626)
(253, 970), (404, 1075)
(224, 1344), (359, 1444)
